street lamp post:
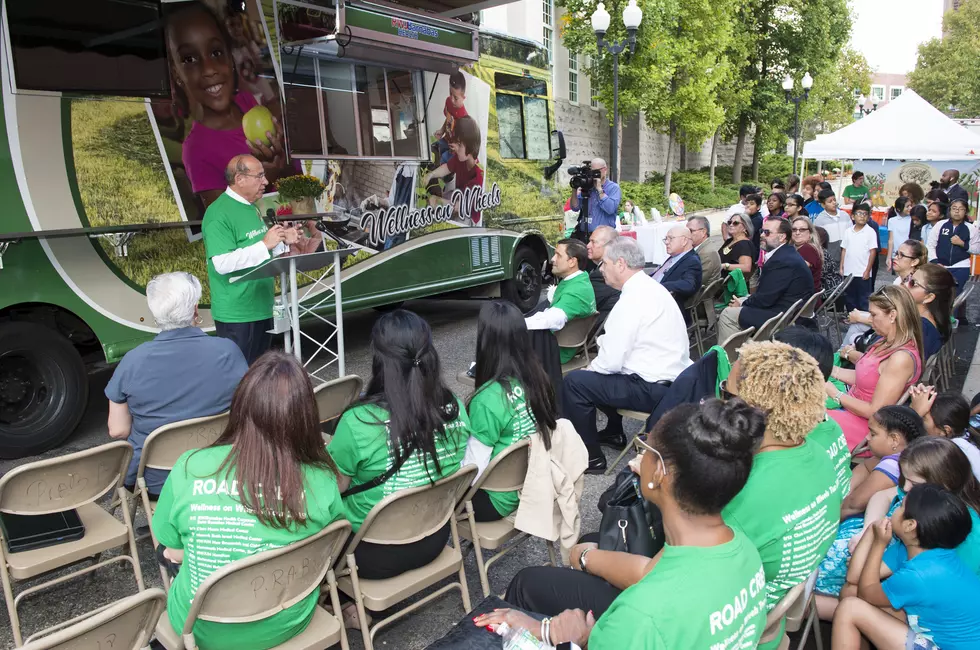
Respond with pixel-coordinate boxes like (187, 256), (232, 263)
(591, 0), (642, 182)
(855, 93), (879, 117)
(782, 72), (813, 177)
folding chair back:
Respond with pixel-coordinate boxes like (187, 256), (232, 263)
(920, 354), (939, 386)
(138, 413), (229, 479)
(751, 313), (784, 342)
(759, 581), (807, 647)
(0, 440), (131, 516)
(20, 588), (166, 650)
(721, 327), (755, 362)
(953, 284), (975, 313)
(555, 314), (598, 352)
(314, 375), (363, 424)
(788, 292), (822, 327)
(351, 465), (477, 548)
(771, 299), (803, 338)
(460, 439), (530, 503)
(187, 520), (350, 625)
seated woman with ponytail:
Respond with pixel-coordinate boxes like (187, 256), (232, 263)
(327, 309), (470, 580)
(464, 301), (557, 521)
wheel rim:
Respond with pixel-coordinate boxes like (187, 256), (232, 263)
(0, 350), (60, 429)
(515, 260), (540, 301)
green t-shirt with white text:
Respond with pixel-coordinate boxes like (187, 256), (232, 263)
(552, 271), (597, 363)
(807, 416), (853, 497)
(328, 399), (470, 531)
(468, 379), (538, 516)
(203, 192), (275, 323)
(151, 445), (345, 650)
(589, 528), (766, 650)
(722, 439), (841, 650)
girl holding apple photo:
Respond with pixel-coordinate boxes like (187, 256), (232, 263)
(165, 1), (295, 208)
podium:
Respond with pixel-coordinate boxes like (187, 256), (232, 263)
(231, 247), (358, 381)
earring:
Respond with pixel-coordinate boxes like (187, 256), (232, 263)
(647, 482), (655, 490)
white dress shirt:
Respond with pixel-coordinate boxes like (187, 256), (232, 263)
(211, 187), (288, 275)
(927, 219), (980, 268)
(525, 269), (585, 331)
(591, 271), (692, 383)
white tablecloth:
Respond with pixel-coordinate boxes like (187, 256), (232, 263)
(633, 221), (677, 265)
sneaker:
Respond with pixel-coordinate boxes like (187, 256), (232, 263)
(585, 454), (607, 474)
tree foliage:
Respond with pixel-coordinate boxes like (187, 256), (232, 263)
(908, 0), (980, 117)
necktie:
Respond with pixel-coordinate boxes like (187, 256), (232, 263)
(653, 255), (677, 282)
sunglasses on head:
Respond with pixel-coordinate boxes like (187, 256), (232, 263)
(904, 276), (931, 292)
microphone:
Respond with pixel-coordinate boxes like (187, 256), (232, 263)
(266, 208), (279, 226)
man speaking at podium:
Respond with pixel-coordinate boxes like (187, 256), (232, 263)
(203, 155), (298, 364)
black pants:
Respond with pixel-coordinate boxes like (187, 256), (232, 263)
(559, 370), (670, 453)
(215, 318), (273, 365)
(353, 522), (450, 580)
(471, 490), (504, 522)
(505, 566), (621, 619)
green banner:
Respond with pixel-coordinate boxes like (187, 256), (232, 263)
(345, 6), (473, 52)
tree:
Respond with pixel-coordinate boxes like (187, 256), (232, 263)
(908, 0), (980, 117)
(797, 47), (872, 150)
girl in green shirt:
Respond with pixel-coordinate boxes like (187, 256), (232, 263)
(464, 301), (558, 521)
(327, 309), (470, 581)
(476, 398), (768, 650)
(152, 351), (346, 650)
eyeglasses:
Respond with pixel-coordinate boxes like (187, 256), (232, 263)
(760, 229), (773, 236)
(634, 436), (669, 477)
(240, 170), (267, 179)
(791, 227), (810, 233)
(688, 227), (706, 233)
(894, 252), (917, 260)
(663, 235), (689, 243)
(904, 276), (932, 293)
(728, 220), (743, 227)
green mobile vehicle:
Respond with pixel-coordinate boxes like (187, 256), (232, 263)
(0, 0), (567, 458)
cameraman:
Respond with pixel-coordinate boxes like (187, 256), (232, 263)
(569, 157), (621, 238)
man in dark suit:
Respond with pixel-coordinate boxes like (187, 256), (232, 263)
(586, 226), (620, 322)
(717, 217), (812, 342)
(651, 224), (702, 314)
(942, 168), (970, 205)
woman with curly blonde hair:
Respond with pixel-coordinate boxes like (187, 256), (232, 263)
(721, 341), (843, 650)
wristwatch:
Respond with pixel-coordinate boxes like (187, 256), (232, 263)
(579, 547), (593, 574)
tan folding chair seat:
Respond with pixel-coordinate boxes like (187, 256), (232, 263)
(20, 588), (166, 650)
(154, 519), (351, 650)
(313, 375), (363, 426)
(135, 411), (230, 590)
(0, 440), (144, 647)
(456, 440), (555, 597)
(556, 313), (599, 374)
(335, 465), (477, 650)
(758, 580), (807, 650)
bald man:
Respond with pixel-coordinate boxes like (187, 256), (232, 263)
(202, 155), (298, 364)
(651, 224), (702, 313)
(568, 156), (621, 238)
(942, 169), (969, 205)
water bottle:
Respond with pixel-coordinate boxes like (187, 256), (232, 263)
(495, 621), (545, 650)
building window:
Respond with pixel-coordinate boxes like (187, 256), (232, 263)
(542, 0), (553, 63)
(890, 86), (904, 101)
(871, 85), (886, 103)
(568, 52), (578, 103)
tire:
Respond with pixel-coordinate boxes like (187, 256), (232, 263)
(0, 322), (88, 458)
(501, 245), (543, 313)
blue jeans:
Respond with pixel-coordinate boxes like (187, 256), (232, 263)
(843, 276), (872, 313)
(436, 137), (452, 164)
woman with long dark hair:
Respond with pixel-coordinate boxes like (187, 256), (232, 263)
(464, 301), (557, 521)
(152, 351), (345, 650)
(909, 204), (927, 242)
(328, 309), (470, 579)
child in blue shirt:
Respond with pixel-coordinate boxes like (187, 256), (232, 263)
(833, 484), (980, 650)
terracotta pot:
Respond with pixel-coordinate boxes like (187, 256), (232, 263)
(289, 197), (317, 215)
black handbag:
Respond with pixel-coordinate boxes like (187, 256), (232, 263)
(854, 328), (881, 354)
(597, 466), (664, 558)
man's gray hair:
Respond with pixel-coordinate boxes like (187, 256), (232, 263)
(593, 225), (618, 245)
(224, 156), (252, 185)
(146, 272), (202, 331)
(687, 215), (710, 236)
(604, 237), (646, 270)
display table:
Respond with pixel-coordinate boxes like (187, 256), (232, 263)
(633, 221), (679, 265)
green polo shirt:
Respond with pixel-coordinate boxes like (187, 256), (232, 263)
(553, 271), (597, 363)
(203, 192), (274, 323)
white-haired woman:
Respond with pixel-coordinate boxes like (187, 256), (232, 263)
(105, 272), (249, 498)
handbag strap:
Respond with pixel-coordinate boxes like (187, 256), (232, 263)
(341, 444), (415, 498)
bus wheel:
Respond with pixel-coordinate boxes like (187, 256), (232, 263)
(502, 246), (542, 313)
(0, 322), (88, 458)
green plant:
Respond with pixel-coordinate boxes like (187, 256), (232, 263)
(276, 174), (327, 201)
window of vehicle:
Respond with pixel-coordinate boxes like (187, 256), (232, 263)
(495, 72), (551, 161)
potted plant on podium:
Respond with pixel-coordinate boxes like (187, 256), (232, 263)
(276, 174), (327, 216)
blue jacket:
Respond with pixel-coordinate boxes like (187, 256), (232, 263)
(739, 244), (814, 330)
(654, 249), (703, 314)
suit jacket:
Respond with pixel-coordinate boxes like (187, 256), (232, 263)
(739, 244), (813, 330)
(588, 265), (620, 322)
(656, 249), (703, 312)
(948, 184), (969, 205)
(696, 240), (721, 287)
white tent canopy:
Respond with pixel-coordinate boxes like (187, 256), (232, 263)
(802, 89), (980, 161)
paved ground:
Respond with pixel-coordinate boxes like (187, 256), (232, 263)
(3, 251), (980, 649)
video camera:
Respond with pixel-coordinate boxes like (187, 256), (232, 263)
(568, 161), (602, 191)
